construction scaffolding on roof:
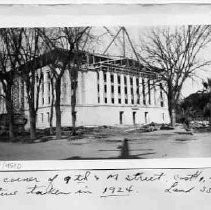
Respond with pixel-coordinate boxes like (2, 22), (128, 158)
(82, 27), (160, 80)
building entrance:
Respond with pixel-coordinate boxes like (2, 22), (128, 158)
(119, 111), (124, 124)
(133, 112), (136, 125)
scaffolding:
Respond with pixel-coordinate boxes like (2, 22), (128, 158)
(82, 27), (159, 80)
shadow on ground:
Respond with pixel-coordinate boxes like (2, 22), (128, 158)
(63, 139), (156, 160)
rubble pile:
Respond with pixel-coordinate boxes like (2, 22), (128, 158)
(190, 121), (210, 128)
(190, 120), (211, 132)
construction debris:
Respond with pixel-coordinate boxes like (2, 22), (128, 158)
(160, 124), (174, 130)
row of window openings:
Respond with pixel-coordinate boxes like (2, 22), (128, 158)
(98, 92), (163, 106)
(98, 83), (147, 105)
(119, 111), (165, 125)
(98, 80), (164, 107)
(41, 82), (68, 106)
(39, 111), (77, 124)
(103, 73), (139, 86)
(101, 72), (164, 91)
(119, 111), (149, 125)
(98, 96), (140, 105)
(99, 84), (140, 95)
(100, 73), (154, 104)
(39, 111), (165, 125)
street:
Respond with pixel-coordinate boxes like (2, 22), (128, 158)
(0, 126), (210, 160)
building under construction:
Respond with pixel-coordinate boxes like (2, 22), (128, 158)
(26, 51), (170, 129)
(0, 27), (170, 129)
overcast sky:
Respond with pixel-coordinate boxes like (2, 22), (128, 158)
(89, 26), (211, 98)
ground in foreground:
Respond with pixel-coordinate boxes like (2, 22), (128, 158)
(0, 126), (210, 160)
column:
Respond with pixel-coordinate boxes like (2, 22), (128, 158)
(133, 76), (137, 105)
(139, 75), (142, 105)
(106, 70), (111, 104)
(99, 70), (104, 104)
(85, 71), (98, 104)
(127, 74), (131, 105)
(68, 72), (72, 105)
(162, 84), (166, 107)
(114, 73), (118, 104)
(153, 80), (157, 106)
(77, 71), (82, 105)
(121, 74), (125, 104)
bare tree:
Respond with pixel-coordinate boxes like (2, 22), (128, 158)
(6, 28), (44, 140)
(0, 28), (21, 140)
(38, 28), (70, 139)
(62, 27), (91, 136)
(138, 25), (211, 127)
(0, 40), (15, 140)
(39, 27), (91, 139)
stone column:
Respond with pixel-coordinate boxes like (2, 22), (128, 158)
(138, 76), (142, 105)
(45, 70), (49, 106)
(114, 73), (118, 104)
(133, 76), (137, 105)
(42, 70), (47, 107)
(77, 71), (82, 105)
(153, 80), (157, 106)
(86, 71), (98, 104)
(121, 74), (125, 104)
(127, 74), (131, 105)
(106, 70), (111, 104)
(99, 70), (104, 104)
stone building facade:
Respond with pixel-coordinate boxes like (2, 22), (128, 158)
(0, 52), (170, 129)
(30, 53), (170, 129)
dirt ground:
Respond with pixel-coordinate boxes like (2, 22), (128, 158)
(0, 125), (211, 160)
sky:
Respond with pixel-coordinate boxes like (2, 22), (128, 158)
(89, 26), (211, 98)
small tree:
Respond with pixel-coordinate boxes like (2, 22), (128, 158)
(139, 25), (211, 127)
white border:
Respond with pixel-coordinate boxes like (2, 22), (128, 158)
(0, 0), (211, 5)
(0, 4), (211, 170)
(1, 158), (211, 171)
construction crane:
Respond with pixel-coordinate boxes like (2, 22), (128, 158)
(102, 26), (140, 63)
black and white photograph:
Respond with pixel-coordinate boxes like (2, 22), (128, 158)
(0, 24), (210, 160)
(1, 3), (211, 210)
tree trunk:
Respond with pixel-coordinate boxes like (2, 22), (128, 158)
(8, 108), (15, 140)
(71, 80), (77, 136)
(49, 79), (54, 135)
(71, 105), (76, 136)
(29, 107), (36, 141)
(26, 79), (37, 141)
(5, 100), (15, 140)
(70, 67), (78, 136)
(5, 84), (15, 141)
(49, 101), (54, 135)
(167, 95), (176, 127)
(55, 79), (62, 139)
